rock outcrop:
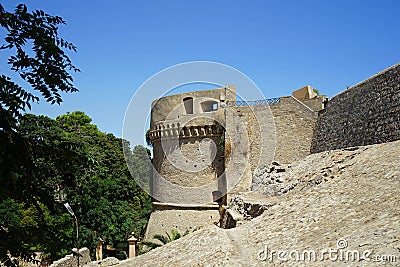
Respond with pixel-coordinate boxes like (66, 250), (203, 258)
(118, 140), (400, 266)
(251, 161), (296, 196)
(49, 248), (91, 267)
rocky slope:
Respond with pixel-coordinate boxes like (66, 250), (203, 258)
(119, 140), (400, 266)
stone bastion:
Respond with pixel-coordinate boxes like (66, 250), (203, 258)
(145, 84), (326, 241)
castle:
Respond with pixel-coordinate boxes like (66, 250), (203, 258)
(145, 62), (400, 241)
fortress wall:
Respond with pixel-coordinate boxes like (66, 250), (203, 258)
(271, 97), (318, 164)
(311, 63), (400, 153)
(226, 97), (317, 194)
(226, 105), (275, 194)
(152, 136), (225, 204)
(150, 86), (235, 126)
(150, 87), (234, 204)
(144, 204), (219, 245)
(153, 137), (224, 187)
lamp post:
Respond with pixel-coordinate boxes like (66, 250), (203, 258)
(64, 202), (79, 267)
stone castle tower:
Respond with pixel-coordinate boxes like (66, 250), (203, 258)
(145, 85), (327, 240)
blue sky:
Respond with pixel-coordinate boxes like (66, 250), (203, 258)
(2, 1), (400, 144)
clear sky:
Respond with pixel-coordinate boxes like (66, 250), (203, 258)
(2, 0), (400, 143)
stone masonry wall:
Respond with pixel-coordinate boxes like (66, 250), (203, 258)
(226, 105), (275, 194)
(311, 62), (400, 153)
(144, 204), (219, 244)
(150, 87), (230, 204)
(271, 97), (318, 164)
(226, 97), (318, 194)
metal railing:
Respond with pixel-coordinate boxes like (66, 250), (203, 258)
(226, 97), (280, 107)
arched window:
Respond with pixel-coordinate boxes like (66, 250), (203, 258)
(183, 97), (193, 114)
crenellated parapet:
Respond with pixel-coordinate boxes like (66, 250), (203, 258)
(149, 123), (223, 142)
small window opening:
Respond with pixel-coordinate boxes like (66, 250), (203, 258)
(201, 101), (218, 112)
(183, 97), (193, 114)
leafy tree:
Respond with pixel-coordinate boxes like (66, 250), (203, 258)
(0, 4), (79, 124)
(127, 145), (152, 193)
(1, 112), (153, 265)
(145, 129), (152, 147)
(0, 4), (152, 265)
(0, 113), (83, 266)
(55, 112), (152, 255)
(0, 4), (80, 265)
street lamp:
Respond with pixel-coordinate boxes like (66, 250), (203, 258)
(64, 202), (79, 267)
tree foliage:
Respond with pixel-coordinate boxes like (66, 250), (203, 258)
(0, 4), (83, 265)
(56, 112), (152, 249)
(0, 4), (80, 123)
(0, 4), (152, 266)
(0, 113), (85, 265)
(0, 2), (82, 227)
(0, 112), (152, 266)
